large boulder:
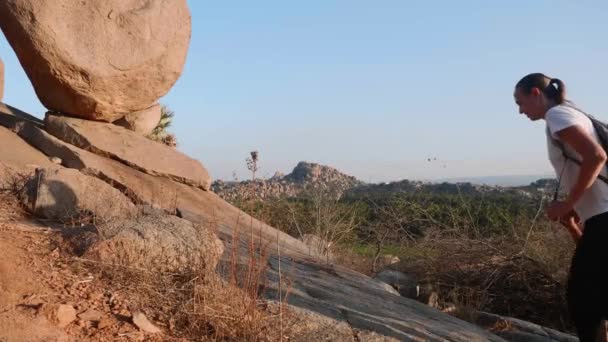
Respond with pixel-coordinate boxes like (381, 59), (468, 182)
(86, 212), (224, 274)
(0, 0), (191, 122)
(44, 114), (211, 190)
(19, 168), (137, 223)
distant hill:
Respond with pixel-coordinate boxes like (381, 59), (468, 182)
(212, 162), (555, 201)
(211, 161), (364, 201)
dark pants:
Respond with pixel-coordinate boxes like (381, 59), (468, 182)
(567, 211), (608, 342)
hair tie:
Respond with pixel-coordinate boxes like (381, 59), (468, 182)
(549, 78), (559, 89)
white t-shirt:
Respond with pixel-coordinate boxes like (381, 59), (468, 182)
(545, 104), (608, 222)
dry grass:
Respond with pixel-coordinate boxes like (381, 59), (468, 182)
(0, 164), (30, 196)
(331, 245), (375, 276)
(388, 225), (575, 332)
(76, 242), (277, 341)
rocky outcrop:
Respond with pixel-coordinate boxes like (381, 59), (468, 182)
(0, 0), (191, 122)
(286, 161), (359, 185)
(112, 104), (161, 135)
(44, 114), (210, 190)
(19, 168), (137, 223)
(9, 120), (312, 258)
(258, 254), (505, 341)
(212, 161), (364, 201)
(86, 212), (224, 274)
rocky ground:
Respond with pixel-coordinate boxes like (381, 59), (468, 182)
(0, 193), (402, 342)
(0, 195), (180, 342)
(0, 196), (154, 341)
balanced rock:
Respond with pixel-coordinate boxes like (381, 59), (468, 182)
(0, 0), (191, 122)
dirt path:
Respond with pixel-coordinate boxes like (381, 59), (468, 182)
(0, 198), (69, 341)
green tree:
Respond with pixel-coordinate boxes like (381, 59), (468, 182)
(148, 104), (177, 147)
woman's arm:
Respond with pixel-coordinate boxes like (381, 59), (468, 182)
(546, 125), (607, 220)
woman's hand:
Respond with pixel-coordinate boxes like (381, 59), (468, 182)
(555, 209), (583, 242)
(558, 209), (581, 225)
(546, 200), (574, 222)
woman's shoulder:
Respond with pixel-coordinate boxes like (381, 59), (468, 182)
(547, 104), (579, 116)
(545, 104), (591, 136)
(546, 104), (587, 123)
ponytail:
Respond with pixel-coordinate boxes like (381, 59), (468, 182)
(546, 78), (566, 104)
(515, 73), (567, 104)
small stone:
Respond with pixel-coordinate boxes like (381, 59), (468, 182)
(78, 309), (104, 322)
(129, 332), (145, 341)
(119, 308), (131, 317)
(87, 291), (103, 301)
(97, 317), (112, 330)
(45, 304), (77, 328)
(50, 156), (62, 164)
(132, 311), (161, 334)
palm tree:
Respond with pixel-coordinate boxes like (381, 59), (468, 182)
(148, 104), (177, 147)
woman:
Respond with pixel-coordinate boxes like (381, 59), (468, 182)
(514, 73), (608, 341)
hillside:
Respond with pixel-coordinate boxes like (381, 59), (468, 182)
(212, 161), (364, 201)
(213, 161), (556, 201)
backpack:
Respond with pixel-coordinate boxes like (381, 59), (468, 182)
(551, 103), (608, 200)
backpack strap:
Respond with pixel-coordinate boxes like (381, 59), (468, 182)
(551, 134), (608, 185)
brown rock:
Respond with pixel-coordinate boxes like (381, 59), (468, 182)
(19, 168), (137, 223)
(86, 211), (224, 274)
(45, 114), (211, 190)
(45, 304), (77, 328)
(0, 0), (191, 122)
(77, 309), (104, 322)
(113, 104), (161, 135)
(132, 312), (161, 334)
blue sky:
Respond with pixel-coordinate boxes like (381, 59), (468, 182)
(2, 1), (608, 183)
